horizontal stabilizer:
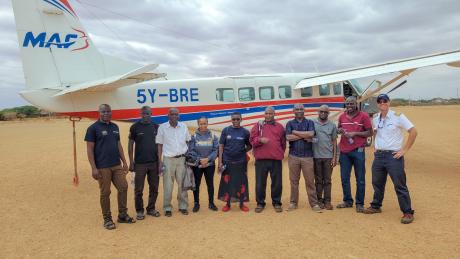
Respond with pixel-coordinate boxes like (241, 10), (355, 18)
(53, 64), (165, 97)
(296, 49), (460, 89)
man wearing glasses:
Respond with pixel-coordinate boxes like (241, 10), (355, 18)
(312, 105), (338, 210)
(364, 94), (418, 224)
(337, 96), (373, 213)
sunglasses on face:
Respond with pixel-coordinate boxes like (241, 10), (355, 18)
(377, 100), (389, 104)
(231, 118), (241, 121)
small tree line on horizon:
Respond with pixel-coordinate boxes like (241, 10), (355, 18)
(0, 105), (54, 121)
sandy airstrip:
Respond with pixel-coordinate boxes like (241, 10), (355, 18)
(1, 105), (459, 258)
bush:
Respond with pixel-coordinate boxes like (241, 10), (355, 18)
(0, 105), (40, 119)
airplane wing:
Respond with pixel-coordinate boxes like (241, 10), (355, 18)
(53, 64), (166, 97)
(295, 49), (460, 89)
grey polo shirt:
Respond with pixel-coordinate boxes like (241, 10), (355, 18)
(313, 119), (338, 159)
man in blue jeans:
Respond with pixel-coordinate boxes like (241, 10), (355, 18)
(364, 94), (417, 224)
(337, 96), (373, 213)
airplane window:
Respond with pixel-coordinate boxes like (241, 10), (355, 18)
(319, 84), (330, 96)
(333, 82), (342, 95)
(278, 85), (292, 99)
(300, 87), (312, 97)
(238, 87), (255, 101)
(259, 86), (274, 100)
(216, 88), (235, 102)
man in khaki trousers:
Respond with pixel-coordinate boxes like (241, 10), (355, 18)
(285, 104), (322, 213)
(156, 108), (191, 217)
(85, 104), (135, 230)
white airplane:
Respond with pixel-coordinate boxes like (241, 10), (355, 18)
(11, 0), (460, 130)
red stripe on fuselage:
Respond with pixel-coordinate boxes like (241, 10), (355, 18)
(62, 97), (344, 120)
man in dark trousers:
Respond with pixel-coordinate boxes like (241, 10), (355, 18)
(250, 106), (286, 213)
(128, 106), (161, 220)
(313, 105), (338, 210)
(364, 94), (417, 224)
(337, 96), (373, 213)
(85, 104), (135, 230)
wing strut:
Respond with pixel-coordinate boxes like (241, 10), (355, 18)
(358, 69), (416, 102)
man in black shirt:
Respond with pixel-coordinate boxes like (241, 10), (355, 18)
(128, 106), (161, 220)
(85, 104), (135, 230)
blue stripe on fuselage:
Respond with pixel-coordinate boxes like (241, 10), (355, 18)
(125, 102), (343, 124)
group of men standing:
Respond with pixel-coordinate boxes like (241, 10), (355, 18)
(85, 93), (417, 230)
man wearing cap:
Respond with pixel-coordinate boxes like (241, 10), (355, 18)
(336, 96), (373, 213)
(364, 94), (418, 224)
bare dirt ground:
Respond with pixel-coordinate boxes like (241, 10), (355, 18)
(1, 105), (459, 258)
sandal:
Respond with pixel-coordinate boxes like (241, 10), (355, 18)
(103, 219), (116, 230)
(147, 210), (161, 217)
(117, 214), (136, 224)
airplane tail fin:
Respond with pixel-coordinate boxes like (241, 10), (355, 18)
(12, 0), (149, 90)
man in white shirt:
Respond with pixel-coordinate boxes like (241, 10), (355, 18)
(156, 108), (191, 217)
(364, 94), (418, 224)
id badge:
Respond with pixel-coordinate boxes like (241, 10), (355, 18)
(357, 147), (364, 152)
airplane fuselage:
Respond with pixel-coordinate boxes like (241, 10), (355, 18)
(21, 73), (351, 129)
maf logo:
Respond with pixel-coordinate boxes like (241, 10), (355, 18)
(22, 28), (89, 51)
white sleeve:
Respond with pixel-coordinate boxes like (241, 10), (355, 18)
(399, 114), (414, 131)
(156, 124), (164, 144)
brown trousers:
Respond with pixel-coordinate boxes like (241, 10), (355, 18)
(98, 165), (128, 219)
(288, 155), (319, 207)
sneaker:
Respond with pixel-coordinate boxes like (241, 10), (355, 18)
(192, 203), (200, 213)
(287, 203), (298, 211)
(240, 204), (250, 212)
(136, 211), (145, 220)
(179, 209), (189, 215)
(254, 205), (264, 213)
(401, 213), (414, 224)
(336, 202), (353, 209)
(356, 205), (364, 213)
(324, 203), (333, 210)
(222, 204), (231, 212)
(312, 205), (323, 213)
(103, 217), (116, 230)
(274, 204), (283, 213)
(165, 211), (172, 217)
(209, 203), (218, 211)
(363, 207), (382, 214)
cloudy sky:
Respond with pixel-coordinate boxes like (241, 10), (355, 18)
(1, 0), (460, 108)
